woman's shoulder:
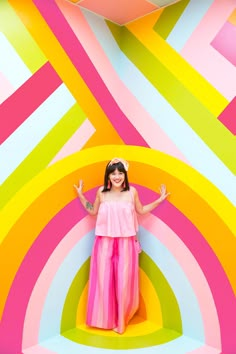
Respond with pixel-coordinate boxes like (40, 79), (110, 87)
(129, 185), (138, 197)
(129, 185), (137, 193)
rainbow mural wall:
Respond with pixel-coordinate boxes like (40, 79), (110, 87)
(0, 0), (236, 353)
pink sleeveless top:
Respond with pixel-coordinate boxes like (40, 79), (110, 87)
(95, 189), (138, 237)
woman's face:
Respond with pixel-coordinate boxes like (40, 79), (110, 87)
(109, 168), (125, 188)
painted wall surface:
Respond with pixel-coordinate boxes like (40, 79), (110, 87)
(0, 0), (235, 353)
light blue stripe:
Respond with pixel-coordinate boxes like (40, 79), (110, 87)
(0, 84), (76, 183)
(166, 0), (215, 51)
(39, 231), (94, 342)
(139, 227), (204, 342)
(34, 334), (207, 354)
(82, 13), (236, 205)
(0, 32), (31, 88)
(81, 9), (122, 75)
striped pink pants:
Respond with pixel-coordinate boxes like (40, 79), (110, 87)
(86, 236), (139, 334)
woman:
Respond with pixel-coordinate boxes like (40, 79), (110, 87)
(74, 157), (169, 334)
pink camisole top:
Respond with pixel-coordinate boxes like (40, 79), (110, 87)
(95, 189), (138, 237)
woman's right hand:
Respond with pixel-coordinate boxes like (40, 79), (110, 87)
(74, 180), (84, 196)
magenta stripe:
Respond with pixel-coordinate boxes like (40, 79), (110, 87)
(33, 0), (148, 147)
(136, 185), (236, 353)
(0, 62), (62, 144)
(0, 199), (87, 354)
(218, 96), (236, 135)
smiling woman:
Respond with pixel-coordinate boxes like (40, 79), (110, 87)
(74, 157), (169, 334)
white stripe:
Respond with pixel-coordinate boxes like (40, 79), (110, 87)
(0, 84), (76, 183)
(0, 32), (31, 88)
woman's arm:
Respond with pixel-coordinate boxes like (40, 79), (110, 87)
(74, 180), (101, 216)
(133, 184), (170, 215)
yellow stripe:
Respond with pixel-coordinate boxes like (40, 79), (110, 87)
(9, 0), (123, 147)
(125, 14), (228, 116)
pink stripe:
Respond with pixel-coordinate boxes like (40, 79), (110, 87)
(140, 213), (221, 349)
(0, 62), (62, 144)
(136, 185), (236, 353)
(211, 21), (236, 66)
(48, 119), (96, 166)
(187, 345), (220, 354)
(0, 197), (90, 354)
(181, 0), (236, 100)
(23, 345), (57, 354)
(55, 0), (188, 163)
(0, 72), (15, 104)
(23, 216), (95, 349)
(218, 96), (236, 135)
(33, 0), (148, 147)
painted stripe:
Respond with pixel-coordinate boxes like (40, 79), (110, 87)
(9, 0), (123, 147)
(123, 16), (228, 117)
(55, 0), (188, 163)
(228, 9), (236, 25)
(22, 216), (94, 349)
(180, 0), (236, 100)
(141, 228), (203, 341)
(0, 62), (62, 144)
(0, 71), (14, 103)
(0, 1), (46, 72)
(28, 334), (208, 354)
(108, 24), (235, 173)
(166, 0), (215, 51)
(211, 21), (236, 66)
(218, 96), (236, 135)
(119, 58), (236, 204)
(48, 118), (96, 166)
(0, 32), (31, 88)
(153, 0), (190, 39)
(33, 0), (148, 147)
(0, 84), (76, 184)
(141, 190), (236, 352)
(139, 214), (221, 349)
(0, 199), (91, 353)
(0, 103), (85, 208)
(81, 12), (236, 204)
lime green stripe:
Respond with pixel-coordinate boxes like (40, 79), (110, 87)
(140, 252), (182, 332)
(154, 0), (190, 39)
(0, 104), (87, 209)
(61, 252), (182, 349)
(63, 327), (180, 349)
(108, 24), (236, 173)
(1, 1), (46, 72)
(61, 258), (90, 332)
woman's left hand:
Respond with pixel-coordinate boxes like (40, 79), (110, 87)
(159, 184), (170, 202)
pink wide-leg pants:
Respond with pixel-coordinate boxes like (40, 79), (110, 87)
(86, 236), (139, 334)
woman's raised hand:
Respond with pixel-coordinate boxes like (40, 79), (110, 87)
(159, 184), (170, 202)
(74, 180), (84, 196)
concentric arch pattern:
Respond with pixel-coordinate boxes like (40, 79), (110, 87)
(0, 145), (235, 354)
(1, 0), (236, 353)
